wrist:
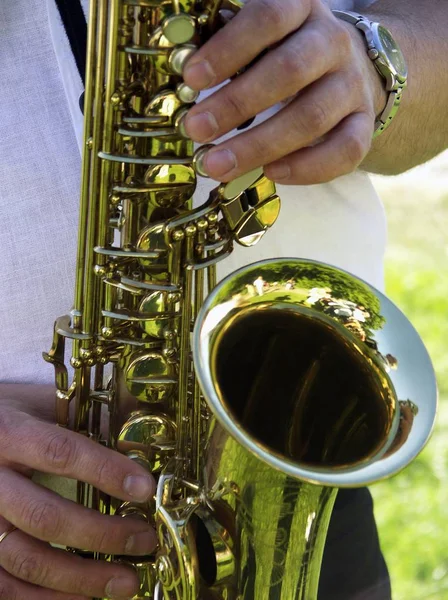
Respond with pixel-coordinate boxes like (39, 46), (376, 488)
(334, 10), (408, 137)
(345, 21), (389, 117)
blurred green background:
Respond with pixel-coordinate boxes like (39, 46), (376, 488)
(370, 155), (448, 599)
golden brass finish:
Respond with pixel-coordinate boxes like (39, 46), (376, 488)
(192, 259), (437, 597)
(0, 526), (18, 546)
(169, 45), (197, 76)
(45, 1), (437, 599)
(117, 412), (176, 472)
(193, 144), (215, 178)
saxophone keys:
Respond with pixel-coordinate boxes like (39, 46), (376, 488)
(174, 107), (190, 138)
(124, 351), (177, 403)
(169, 45), (197, 75)
(112, 504), (158, 598)
(138, 291), (178, 339)
(120, 559), (157, 600)
(221, 167), (264, 200)
(154, 504), (198, 599)
(154, 501), (236, 597)
(176, 82), (199, 104)
(117, 412), (177, 473)
(142, 163), (196, 208)
(144, 90), (183, 122)
(162, 14), (196, 45)
(136, 223), (170, 273)
(218, 170), (281, 246)
(193, 144), (215, 177)
(230, 194), (281, 247)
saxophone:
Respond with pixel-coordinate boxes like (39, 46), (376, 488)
(44, 1), (437, 598)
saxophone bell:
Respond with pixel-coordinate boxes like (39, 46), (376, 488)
(195, 258), (436, 484)
(188, 258), (436, 598)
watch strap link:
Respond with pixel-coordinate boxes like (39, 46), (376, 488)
(375, 88), (404, 137)
(332, 10), (363, 26)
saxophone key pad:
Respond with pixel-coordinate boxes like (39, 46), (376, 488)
(176, 82), (199, 104)
(124, 351), (177, 403)
(169, 45), (197, 75)
(162, 14), (196, 45)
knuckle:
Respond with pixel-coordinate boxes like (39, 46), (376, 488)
(42, 431), (76, 471)
(299, 102), (328, 136)
(351, 70), (366, 98)
(255, 0), (291, 35)
(304, 26), (327, 54)
(8, 549), (46, 585)
(244, 134), (268, 165)
(343, 130), (367, 167)
(96, 524), (114, 554)
(276, 46), (307, 83)
(306, 158), (333, 184)
(332, 20), (352, 53)
(279, 28), (329, 84)
(21, 501), (61, 540)
(301, 0), (312, 13)
(93, 456), (111, 489)
(222, 90), (249, 123)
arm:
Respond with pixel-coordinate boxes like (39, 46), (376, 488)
(361, 0), (448, 174)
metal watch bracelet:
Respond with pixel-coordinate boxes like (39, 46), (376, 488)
(333, 10), (407, 138)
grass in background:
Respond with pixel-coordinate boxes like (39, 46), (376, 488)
(370, 168), (448, 599)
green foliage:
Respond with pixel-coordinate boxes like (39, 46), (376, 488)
(370, 177), (448, 600)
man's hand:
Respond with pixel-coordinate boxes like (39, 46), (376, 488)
(0, 385), (156, 600)
(183, 0), (386, 185)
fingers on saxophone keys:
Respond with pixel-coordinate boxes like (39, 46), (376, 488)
(0, 411), (155, 502)
(195, 72), (356, 182)
(265, 112), (373, 185)
(0, 470), (157, 556)
(0, 568), (88, 600)
(184, 22), (338, 144)
(183, 0), (308, 91)
(0, 529), (139, 599)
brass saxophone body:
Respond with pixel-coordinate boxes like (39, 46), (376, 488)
(45, 1), (437, 598)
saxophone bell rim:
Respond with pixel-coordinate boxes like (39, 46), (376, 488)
(193, 257), (438, 488)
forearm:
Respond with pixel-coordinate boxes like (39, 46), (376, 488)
(360, 0), (448, 174)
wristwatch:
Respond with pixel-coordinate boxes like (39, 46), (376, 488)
(332, 10), (408, 138)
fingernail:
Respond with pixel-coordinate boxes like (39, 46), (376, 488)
(125, 530), (157, 555)
(204, 149), (237, 178)
(183, 60), (216, 90)
(123, 475), (154, 502)
(185, 112), (219, 142)
(106, 576), (139, 600)
(265, 161), (291, 181)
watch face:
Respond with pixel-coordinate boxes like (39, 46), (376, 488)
(376, 25), (408, 80)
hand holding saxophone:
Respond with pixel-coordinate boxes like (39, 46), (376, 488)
(0, 385), (157, 600)
(183, 0), (388, 185)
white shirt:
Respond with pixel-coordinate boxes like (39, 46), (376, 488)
(0, 0), (385, 384)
